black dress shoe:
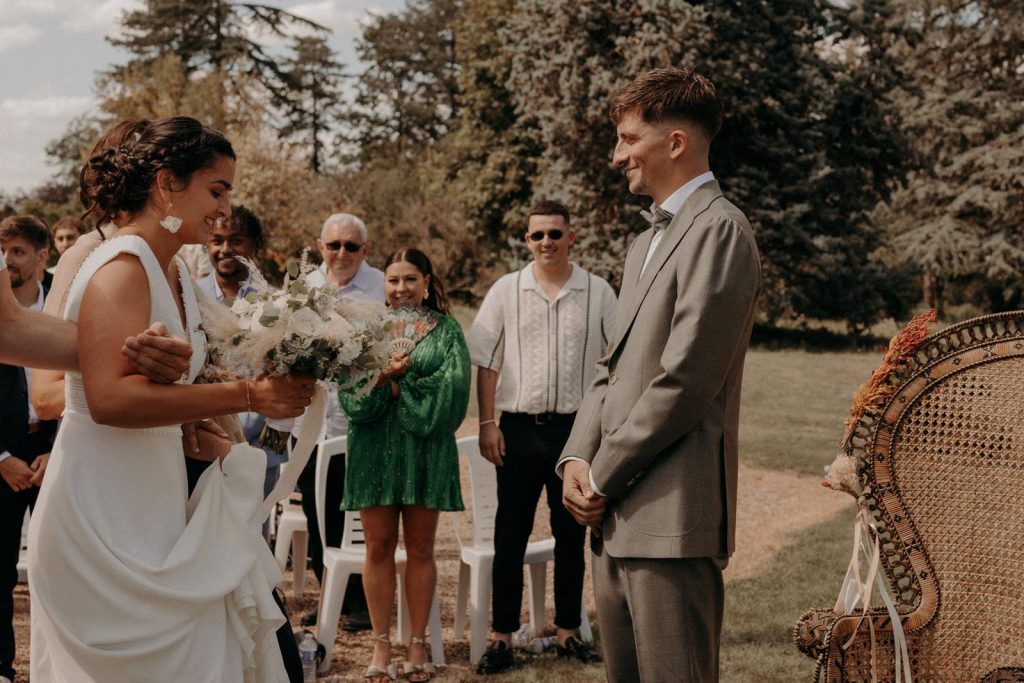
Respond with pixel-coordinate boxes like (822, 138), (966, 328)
(299, 607), (318, 627)
(343, 609), (372, 632)
(556, 635), (601, 664)
(476, 640), (514, 675)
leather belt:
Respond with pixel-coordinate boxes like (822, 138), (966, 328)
(502, 412), (577, 426)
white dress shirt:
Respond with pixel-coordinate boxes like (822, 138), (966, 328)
(639, 171), (716, 276)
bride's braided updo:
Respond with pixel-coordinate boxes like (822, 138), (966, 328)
(80, 116), (235, 225)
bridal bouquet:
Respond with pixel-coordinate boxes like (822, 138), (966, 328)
(198, 253), (390, 391)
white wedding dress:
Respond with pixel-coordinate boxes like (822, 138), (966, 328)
(28, 235), (287, 683)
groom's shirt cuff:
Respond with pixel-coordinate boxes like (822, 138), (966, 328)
(557, 456), (605, 497)
(0, 451), (11, 464)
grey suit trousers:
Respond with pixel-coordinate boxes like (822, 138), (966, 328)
(592, 540), (724, 683)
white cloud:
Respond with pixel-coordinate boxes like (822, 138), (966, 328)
(0, 23), (44, 55)
(0, 0), (139, 29)
(57, 0), (143, 34)
(286, 1), (373, 39)
(0, 94), (94, 193)
(0, 94), (93, 122)
(0, 0), (61, 24)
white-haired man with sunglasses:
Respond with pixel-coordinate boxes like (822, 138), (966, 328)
(468, 200), (616, 674)
(310, 212), (385, 299)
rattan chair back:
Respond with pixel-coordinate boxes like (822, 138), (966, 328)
(795, 312), (1024, 682)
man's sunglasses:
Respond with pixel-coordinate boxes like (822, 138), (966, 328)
(324, 240), (364, 253)
(526, 230), (565, 242)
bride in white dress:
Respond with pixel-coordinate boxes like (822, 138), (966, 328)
(28, 117), (314, 683)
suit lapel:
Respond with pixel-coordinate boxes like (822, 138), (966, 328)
(617, 228), (653, 316)
(609, 181), (724, 357)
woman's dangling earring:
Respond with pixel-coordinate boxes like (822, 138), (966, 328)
(160, 204), (182, 234)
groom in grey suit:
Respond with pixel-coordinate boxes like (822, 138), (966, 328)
(559, 67), (761, 682)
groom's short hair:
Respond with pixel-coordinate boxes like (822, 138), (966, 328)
(611, 67), (723, 141)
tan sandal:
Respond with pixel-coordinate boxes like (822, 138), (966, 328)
(365, 633), (398, 682)
(403, 636), (437, 682)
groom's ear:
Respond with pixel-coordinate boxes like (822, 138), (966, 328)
(667, 128), (689, 160)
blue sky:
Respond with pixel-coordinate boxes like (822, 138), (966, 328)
(0, 0), (404, 194)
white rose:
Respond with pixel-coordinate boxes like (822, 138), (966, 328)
(289, 307), (326, 339)
(231, 297), (256, 317)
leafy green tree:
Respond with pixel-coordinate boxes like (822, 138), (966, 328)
(469, 0), (909, 329)
(871, 0), (1024, 314)
(426, 0), (541, 264)
(278, 36), (347, 172)
(109, 0), (326, 128)
(345, 0), (461, 158)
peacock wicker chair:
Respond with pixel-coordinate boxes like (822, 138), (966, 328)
(794, 311), (1024, 682)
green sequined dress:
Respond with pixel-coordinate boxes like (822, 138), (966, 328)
(339, 313), (469, 511)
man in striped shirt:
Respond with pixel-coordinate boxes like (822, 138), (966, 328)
(468, 200), (616, 674)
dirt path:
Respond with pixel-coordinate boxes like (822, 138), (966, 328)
(725, 462), (854, 582)
(11, 461), (851, 681)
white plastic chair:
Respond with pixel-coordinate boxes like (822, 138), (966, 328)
(452, 435), (593, 664)
(313, 435), (445, 674)
(273, 439), (309, 598)
(17, 510), (29, 583)
(273, 498), (308, 598)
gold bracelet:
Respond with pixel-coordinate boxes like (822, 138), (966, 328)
(245, 381), (253, 413)
(479, 419), (496, 427)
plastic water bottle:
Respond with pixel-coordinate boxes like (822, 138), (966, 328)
(529, 636), (558, 654)
(510, 623), (534, 649)
(299, 631), (318, 682)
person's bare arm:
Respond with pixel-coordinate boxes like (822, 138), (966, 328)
(477, 367), (505, 466)
(78, 255), (313, 427)
(0, 270), (78, 370)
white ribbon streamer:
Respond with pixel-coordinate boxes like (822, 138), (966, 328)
(835, 506), (913, 683)
(260, 384), (327, 521)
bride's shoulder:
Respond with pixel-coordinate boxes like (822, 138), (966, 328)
(63, 235), (158, 320)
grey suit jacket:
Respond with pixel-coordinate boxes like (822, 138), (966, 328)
(559, 180), (761, 559)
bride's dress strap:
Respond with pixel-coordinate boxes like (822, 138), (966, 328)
(63, 235), (172, 327)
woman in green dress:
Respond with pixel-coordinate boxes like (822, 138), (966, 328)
(339, 247), (469, 682)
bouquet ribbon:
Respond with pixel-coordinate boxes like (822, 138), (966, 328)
(260, 383), (328, 522)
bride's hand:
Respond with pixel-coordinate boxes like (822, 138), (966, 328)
(248, 373), (315, 419)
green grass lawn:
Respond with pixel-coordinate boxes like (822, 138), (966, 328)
(721, 510), (855, 682)
(740, 348), (882, 475)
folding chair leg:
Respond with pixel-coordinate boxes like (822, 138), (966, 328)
(526, 562), (547, 634)
(291, 529), (308, 599)
(454, 561), (470, 636)
(578, 600), (593, 643)
(428, 591), (445, 666)
(397, 573), (411, 644)
(468, 561), (491, 664)
(316, 566), (350, 675)
(273, 529), (291, 572)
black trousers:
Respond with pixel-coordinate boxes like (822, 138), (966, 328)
(295, 446), (365, 612)
(491, 412), (585, 634)
(0, 484), (36, 681)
